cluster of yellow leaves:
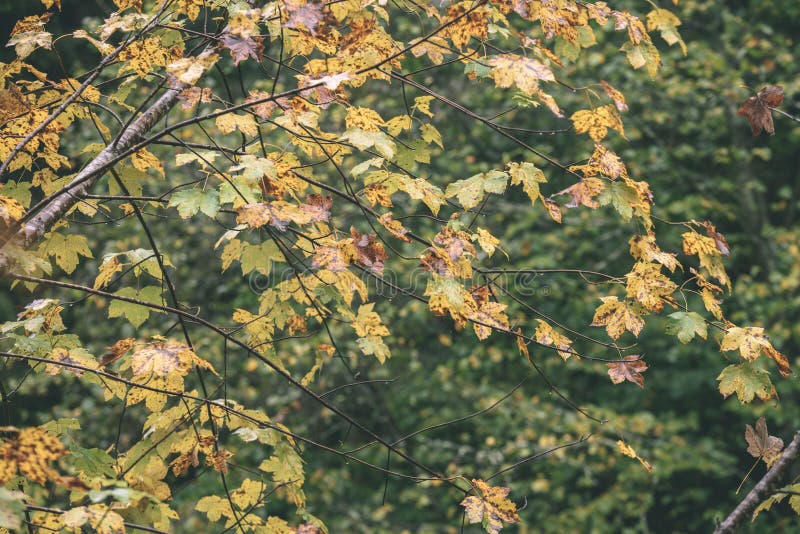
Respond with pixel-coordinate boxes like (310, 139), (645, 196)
(0, 426), (66, 485)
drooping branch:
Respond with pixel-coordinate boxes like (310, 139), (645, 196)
(714, 430), (800, 533)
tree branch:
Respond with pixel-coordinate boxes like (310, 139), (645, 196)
(715, 430), (800, 533)
(0, 84), (181, 272)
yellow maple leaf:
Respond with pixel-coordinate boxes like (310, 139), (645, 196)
(118, 36), (168, 77)
(629, 233), (680, 272)
(345, 106), (386, 132)
(469, 300), (509, 340)
(0, 194), (25, 224)
(0, 427), (66, 485)
(216, 112), (259, 136)
(720, 326), (770, 362)
(625, 262), (677, 312)
(591, 296), (645, 339)
(460, 479), (520, 534)
(682, 231), (730, 288)
(535, 320), (573, 359)
(488, 54), (555, 96)
(571, 105), (625, 142)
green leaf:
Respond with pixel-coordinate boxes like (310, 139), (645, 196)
(599, 181), (639, 221)
(340, 128), (395, 159)
(108, 286), (164, 327)
(508, 162), (546, 206)
(229, 155), (276, 181)
(716, 363), (775, 403)
(665, 312), (707, 343)
(357, 336), (391, 363)
(69, 444), (117, 478)
(0, 488), (26, 530)
(420, 123), (443, 148)
(240, 240), (284, 275)
(445, 170), (509, 210)
(169, 188), (221, 219)
(42, 417), (81, 437)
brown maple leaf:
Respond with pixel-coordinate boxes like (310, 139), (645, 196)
(737, 85), (784, 136)
(284, 0), (327, 36)
(702, 221), (730, 256)
(219, 33), (264, 65)
(607, 355), (648, 387)
(350, 227), (387, 276)
(745, 416), (783, 464)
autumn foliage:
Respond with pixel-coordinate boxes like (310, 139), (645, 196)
(0, 0), (796, 532)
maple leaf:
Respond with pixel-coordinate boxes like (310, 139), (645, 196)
(629, 233), (679, 272)
(473, 227), (501, 257)
(350, 227), (387, 276)
(0, 427), (66, 486)
(488, 54), (555, 96)
(219, 32), (263, 66)
(625, 261), (677, 312)
(591, 296), (644, 339)
(507, 161), (547, 206)
(469, 300), (509, 340)
(7, 14), (53, 59)
(720, 326), (770, 362)
(445, 170), (508, 210)
(607, 355), (648, 387)
(682, 230), (730, 287)
(311, 244), (348, 272)
(558, 178), (605, 209)
(0, 194), (25, 224)
(601, 80), (628, 112)
(737, 85), (783, 136)
(398, 177), (445, 215)
(130, 339), (216, 377)
(284, 0), (327, 36)
(535, 320), (573, 360)
(460, 479), (519, 534)
(745, 416), (783, 465)
(571, 105), (625, 141)
(665, 312), (707, 344)
(622, 40), (662, 79)
(716, 363), (776, 403)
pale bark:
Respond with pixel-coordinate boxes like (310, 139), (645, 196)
(0, 86), (181, 272)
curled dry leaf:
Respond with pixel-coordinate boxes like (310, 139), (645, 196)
(737, 85), (784, 136)
(745, 416), (783, 465)
(607, 355), (648, 387)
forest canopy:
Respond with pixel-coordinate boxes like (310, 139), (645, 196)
(1, 0), (799, 532)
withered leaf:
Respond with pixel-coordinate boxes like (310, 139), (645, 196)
(737, 85), (784, 136)
(285, 0), (327, 36)
(350, 227), (387, 276)
(607, 355), (648, 387)
(745, 416), (783, 464)
(460, 479), (519, 534)
(219, 33), (263, 65)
